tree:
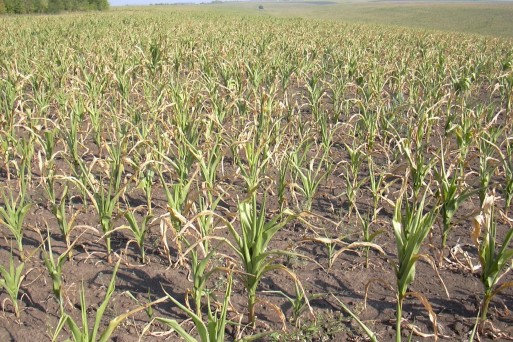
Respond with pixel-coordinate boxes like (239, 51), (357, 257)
(12, 0), (26, 13)
(23, 0), (36, 13)
(62, 0), (70, 10)
(0, 0), (106, 13)
(97, 0), (108, 10)
(88, 0), (107, 10)
(35, 0), (49, 12)
(47, 0), (63, 12)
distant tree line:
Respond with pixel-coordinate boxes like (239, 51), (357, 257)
(0, 0), (108, 14)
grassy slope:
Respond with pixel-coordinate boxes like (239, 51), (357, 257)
(150, 1), (513, 38)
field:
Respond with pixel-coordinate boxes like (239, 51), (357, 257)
(185, 0), (513, 37)
(1, 3), (513, 341)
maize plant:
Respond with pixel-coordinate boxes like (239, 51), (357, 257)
(434, 143), (475, 251)
(223, 193), (305, 326)
(0, 187), (32, 259)
(0, 252), (25, 318)
(392, 190), (439, 341)
(471, 194), (513, 330)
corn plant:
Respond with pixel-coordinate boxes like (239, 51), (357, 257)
(194, 192), (223, 255)
(366, 156), (388, 221)
(89, 182), (122, 264)
(478, 131), (500, 206)
(171, 122), (202, 184)
(123, 289), (155, 321)
(392, 190), (439, 341)
(0, 252), (25, 318)
(191, 136), (223, 191)
(328, 78), (346, 124)
(340, 163), (364, 218)
(88, 103), (103, 148)
(60, 99), (82, 169)
(302, 230), (384, 270)
(290, 150), (333, 212)
(65, 167), (126, 264)
(434, 144), (475, 251)
(41, 235), (70, 313)
(264, 282), (323, 328)
(0, 79), (16, 136)
(357, 209), (385, 269)
(231, 131), (273, 194)
(324, 234), (338, 270)
(305, 74), (325, 121)
(14, 131), (36, 186)
(158, 166), (196, 232)
(0, 186), (32, 260)
(137, 164), (155, 214)
(52, 259), (147, 342)
(43, 182), (80, 260)
(396, 136), (434, 200)
(40, 225), (98, 313)
(114, 64), (133, 102)
(224, 193), (305, 326)
(452, 109), (476, 166)
(358, 104), (380, 151)
(188, 249), (217, 318)
(317, 111), (336, 155)
(275, 152), (291, 209)
(0, 132), (14, 181)
(499, 137), (513, 210)
(339, 140), (366, 216)
(169, 207), (228, 317)
(331, 295), (378, 342)
(344, 140), (365, 181)
(41, 127), (60, 164)
(471, 193), (513, 329)
(103, 134), (128, 200)
(155, 134), (214, 233)
(121, 207), (153, 263)
(452, 66), (475, 98)
(152, 270), (233, 342)
(288, 136), (310, 170)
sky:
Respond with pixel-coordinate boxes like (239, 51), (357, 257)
(109, 0), (513, 9)
(110, 0), (208, 5)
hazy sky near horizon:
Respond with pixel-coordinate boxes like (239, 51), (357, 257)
(108, 0), (513, 8)
(110, 0), (206, 5)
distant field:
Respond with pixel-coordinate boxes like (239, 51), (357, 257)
(140, 0), (513, 38)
